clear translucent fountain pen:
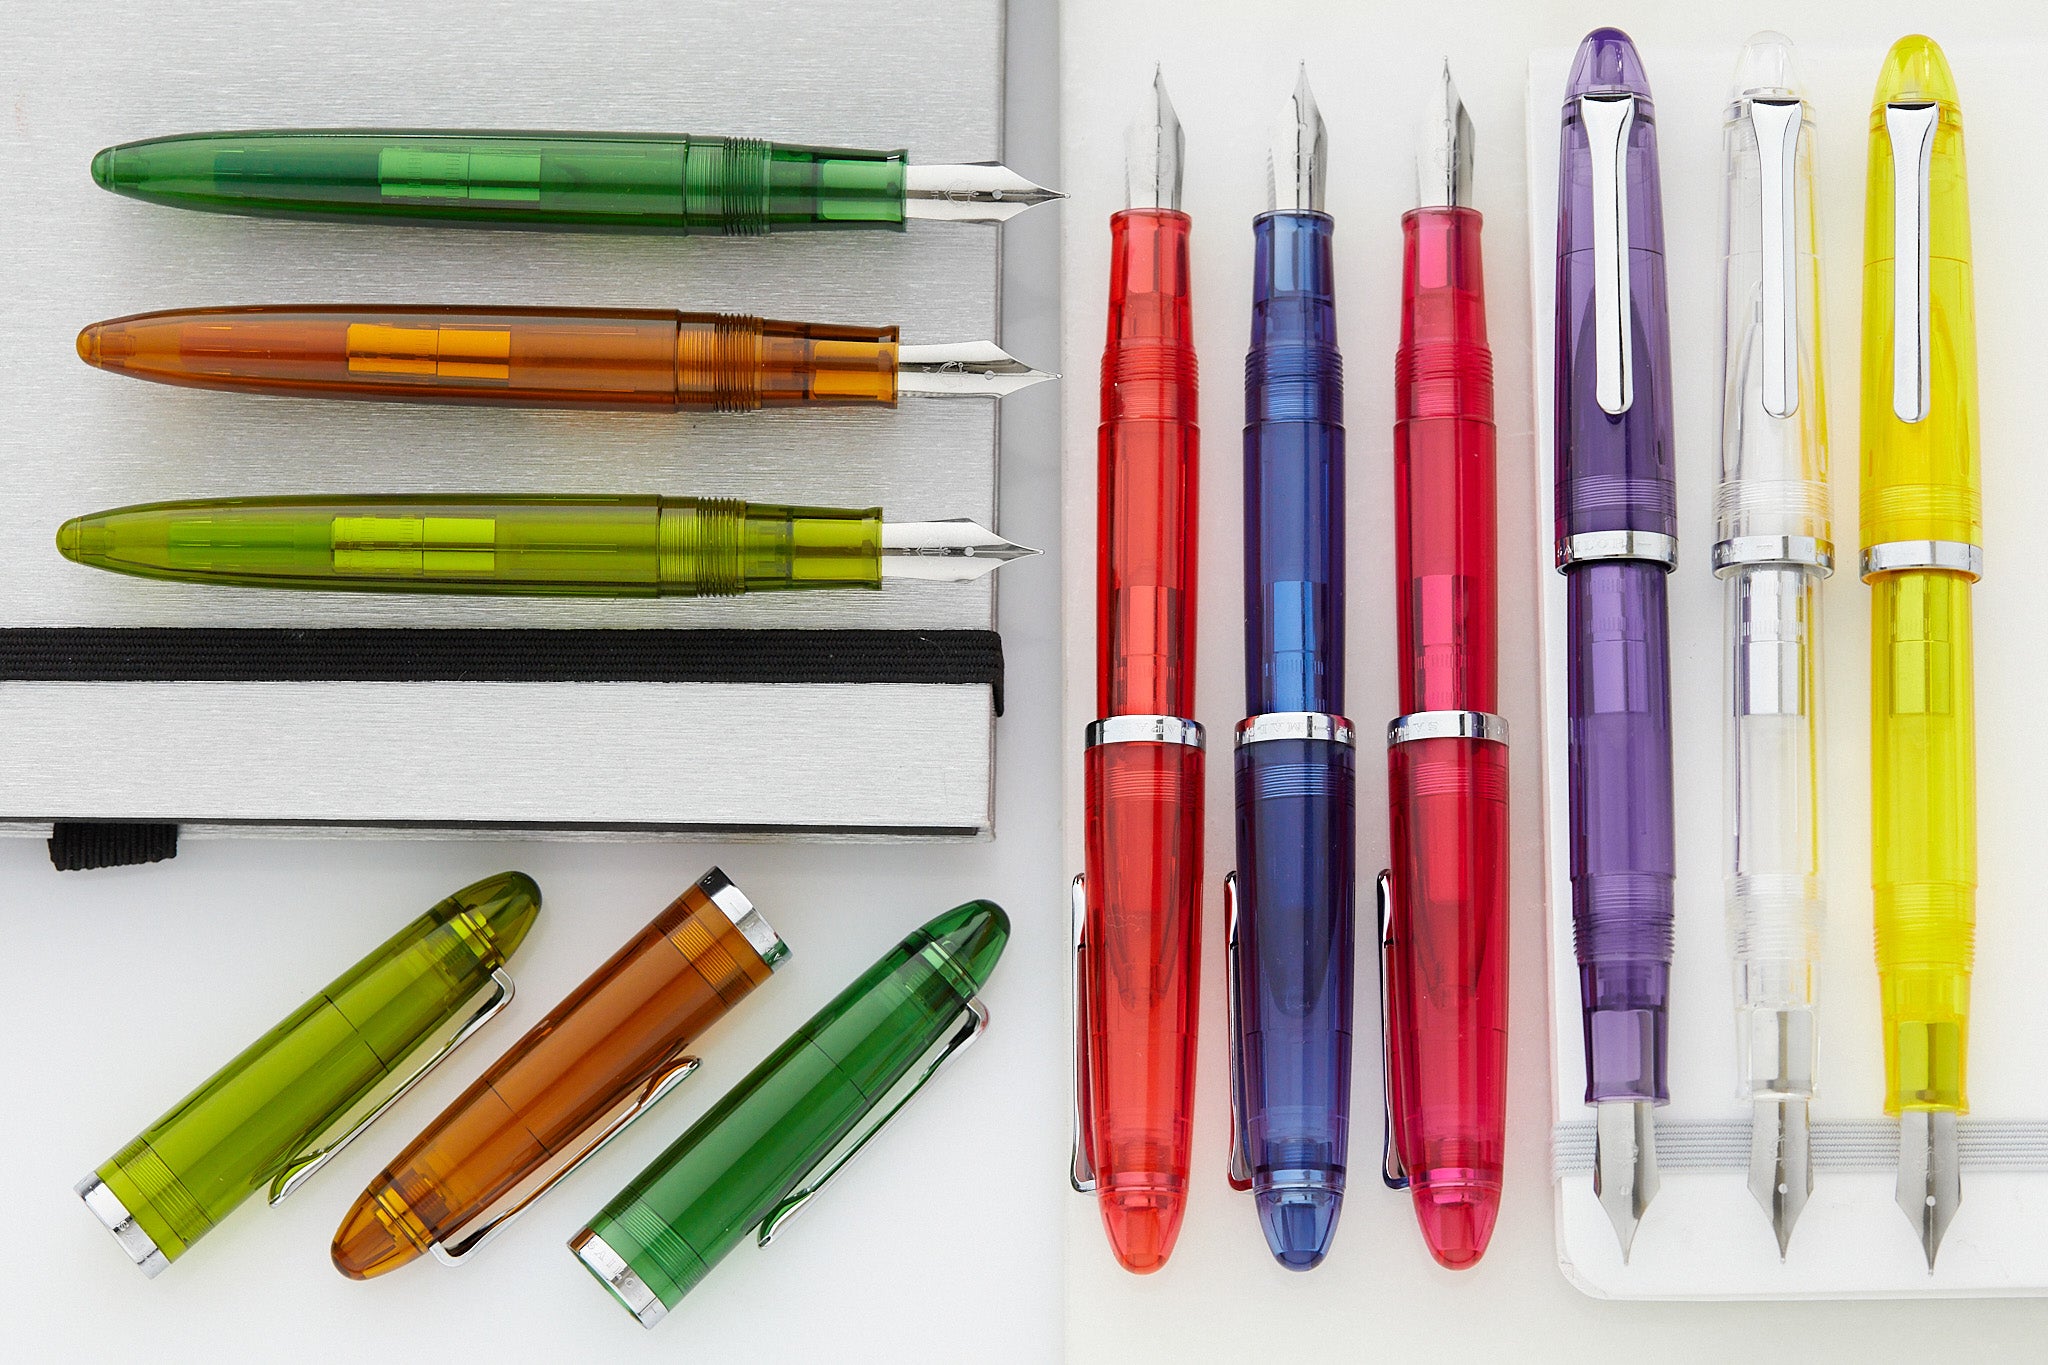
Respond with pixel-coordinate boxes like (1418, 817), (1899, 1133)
(1716, 32), (1831, 1260)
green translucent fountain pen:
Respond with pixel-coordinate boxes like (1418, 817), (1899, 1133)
(91, 130), (1060, 232)
(55, 495), (1035, 597)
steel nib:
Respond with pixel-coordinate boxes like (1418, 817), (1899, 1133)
(903, 163), (1063, 222)
(1594, 1100), (1659, 1260)
(879, 519), (1038, 581)
(1896, 1111), (1960, 1271)
(1269, 64), (1326, 213)
(1419, 59), (1476, 209)
(895, 341), (1056, 397)
(1749, 1097), (1812, 1260)
(1125, 65), (1184, 211)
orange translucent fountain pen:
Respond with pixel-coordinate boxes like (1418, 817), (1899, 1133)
(78, 305), (1050, 411)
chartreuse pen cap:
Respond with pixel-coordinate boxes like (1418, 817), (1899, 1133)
(77, 871), (539, 1276)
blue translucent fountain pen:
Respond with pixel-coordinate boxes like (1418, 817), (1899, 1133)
(1225, 68), (1357, 1272)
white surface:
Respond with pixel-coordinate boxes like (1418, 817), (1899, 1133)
(1060, 0), (2048, 1360)
(1526, 39), (2048, 1296)
(0, 1), (1064, 1362)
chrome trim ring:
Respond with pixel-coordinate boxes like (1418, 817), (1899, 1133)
(1711, 535), (1834, 576)
(1387, 710), (1509, 747)
(698, 866), (789, 973)
(570, 1228), (668, 1329)
(1234, 712), (1355, 748)
(1556, 530), (1677, 570)
(1085, 715), (1205, 750)
(76, 1174), (170, 1279)
(1861, 539), (1982, 582)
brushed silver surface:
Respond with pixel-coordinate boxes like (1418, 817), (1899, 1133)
(0, 0), (1008, 834)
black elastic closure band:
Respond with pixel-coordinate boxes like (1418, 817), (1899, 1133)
(0, 626), (1006, 713)
(49, 822), (178, 872)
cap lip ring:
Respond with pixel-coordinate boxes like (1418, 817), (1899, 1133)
(1557, 529), (1678, 571)
(1388, 709), (1509, 747)
(1085, 714), (1205, 750)
(697, 866), (789, 973)
(1861, 539), (1981, 582)
(570, 1227), (668, 1329)
(1712, 535), (1834, 576)
(76, 1173), (170, 1278)
(1235, 712), (1355, 748)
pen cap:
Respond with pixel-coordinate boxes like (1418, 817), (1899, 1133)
(1860, 35), (1979, 552)
(1555, 29), (1677, 548)
(82, 871), (538, 1271)
(1718, 34), (1831, 553)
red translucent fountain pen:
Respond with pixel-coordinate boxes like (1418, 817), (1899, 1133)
(1072, 68), (1202, 1275)
(1382, 63), (1510, 1269)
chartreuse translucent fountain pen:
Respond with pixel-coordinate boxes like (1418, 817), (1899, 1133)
(1861, 34), (1979, 1271)
(76, 871), (539, 1276)
(91, 130), (1059, 231)
(571, 902), (1007, 1328)
(56, 495), (1035, 596)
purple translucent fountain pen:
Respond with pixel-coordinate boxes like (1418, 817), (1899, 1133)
(1555, 28), (1677, 1260)
(1225, 69), (1355, 1272)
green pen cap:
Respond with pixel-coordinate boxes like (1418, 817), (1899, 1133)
(77, 871), (539, 1275)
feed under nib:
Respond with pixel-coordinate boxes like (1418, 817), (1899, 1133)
(1126, 65), (1184, 212)
(895, 341), (1056, 397)
(1748, 1096), (1812, 1260)
(1418, 59), (1475, 209)
(879, 519), (1038, 581)
(1269, 65), (1326, 213)
(1594, 1100), (1659, 1260)
(903, 163), (1063, 222)
(1897, 1111), (1960, 1271)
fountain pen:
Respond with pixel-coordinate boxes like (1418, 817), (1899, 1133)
(1860, 34), (1979, 1271)
(91, 129), (1059, 232)
(78, 305), (1051, 410)
(1555, 28), (1678, 1261)
(56, 495), (1034, 596)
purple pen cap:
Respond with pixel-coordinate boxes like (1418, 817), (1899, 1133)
(1566, 27), (1651, 99)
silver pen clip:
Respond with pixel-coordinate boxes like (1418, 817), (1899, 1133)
(1750, 97), (1804, 420)
(1581, 93), (1637, 416)
(268, 965), (514, 1205)
(756, 993), (990, 1246)
(1224, 874), (1253, 1190)
(1377, 871), (1409, 1189)
(1887, 100), (1939, 423)
(1069, 874), (1099, 1194)
(431, 1049), (703, 1265)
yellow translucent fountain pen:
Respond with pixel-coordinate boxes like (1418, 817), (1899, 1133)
(1860, 34), (1978, 1270)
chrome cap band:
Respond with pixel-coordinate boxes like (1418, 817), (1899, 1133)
(1861, 540), (1981, 582)
(1085, 715), (1205, 750)
(1235, 712), (1355, 748)
(570, 1228), (667, 1329)
(1712, 535), (1834, 576)
(76, 1173), (170, 1279)
(698, 866), (789, 972)
(1388, 710), (1508, 747)
(1557, 530), (1677, 571)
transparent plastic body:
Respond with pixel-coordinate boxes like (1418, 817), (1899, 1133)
(80, 306), (902, 410)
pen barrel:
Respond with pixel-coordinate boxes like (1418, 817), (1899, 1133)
(1724, 565), (1826, 1099)
(1245, 210), (1343, 717)
(1397, 208), (1497, 717)
(1565, 562), (1674, 1104)
(1870, 570), (1975, 1114)
(1385, 734), (1509, 1206)
(89, 872), (537, 1267)
(335, 874), (781, 1277)
(1101, 207), (1199, 718)
(1233, 736), (1355, 1203)
(1081, 736), (1203, 1259)
(81, 307), (898, 411)
(577, 905), (1005, 1316)
(95, 132), (909, 233)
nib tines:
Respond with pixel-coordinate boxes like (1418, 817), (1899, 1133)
(903, 163), (1063, 222)
(879, 519), (1038, 581)
(1269, 64), (1326, 213)
(1125, 65), (1184, 211)
(1748, 1097), (1812, 1260)
(1896, 1111), (1961, 1270)
(1419, 59), (1475, 209)
(895, 341), (1056, 397)
(1594, 1100), (1659, 1260)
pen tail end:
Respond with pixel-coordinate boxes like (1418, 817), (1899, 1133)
(1256, 1186), (1342, 1271)
(331, 1178), (432, 1280)
(1412, 1179), (1501, 1269)
(1100, 1188), (1186, 1274)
